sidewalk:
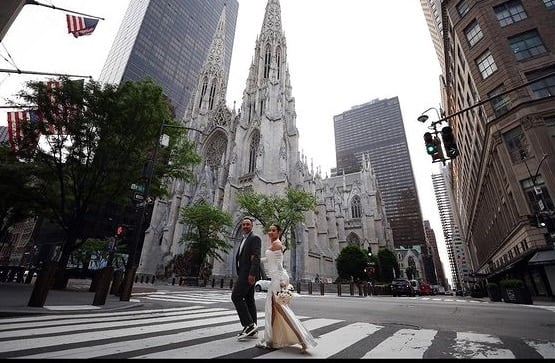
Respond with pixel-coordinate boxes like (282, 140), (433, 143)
(0, 279), (157, 316)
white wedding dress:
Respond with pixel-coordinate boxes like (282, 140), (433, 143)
(258, 245), (317, 351)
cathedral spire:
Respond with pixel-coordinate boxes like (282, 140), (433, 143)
(261, 0), (283, 36)
(184, 5), (228, 121)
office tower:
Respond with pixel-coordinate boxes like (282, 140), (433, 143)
(423, 220), (444, 286)
(431, 169), (469, 290)
(421, 1), (554, 298)
(99, 0), (239, 121)
(333, 97), (426, 250)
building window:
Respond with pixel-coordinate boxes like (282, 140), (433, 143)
(276, 46), (281, 80)
(263, 44), (271, 79)
(351, 195), (362, 219)
(503, 126), (529, 163)
(543, 0), (555, 9)
(526, 67), (555, 99)
(208, 78), (217, 110)
(456, 0), (470, 17)
(248, 131), (260, 173)
(494, 0), (527, 27)
(509, 30), (547, 61)
(522, 175), (555, 213)
(198, 76), (208, 109)
(464, 19), (483, 47)
(476, 50), (498, 79)
(488, 85), (511, 116)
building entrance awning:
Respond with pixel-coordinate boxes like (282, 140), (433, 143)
(528, 249), (555, 266)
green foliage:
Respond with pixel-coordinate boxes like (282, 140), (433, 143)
(0, 145), (40, 244)
(236, 186), (316, 247)
(4, 76), (201, 286)
(377, 248), (399, 283)
(179, 202), (233, 276)
(336, 245), (369, 281)
(499, 279), (524, 288)
(487, 282), (499, 288)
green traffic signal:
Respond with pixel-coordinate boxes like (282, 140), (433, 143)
(423, 132), (437, 155)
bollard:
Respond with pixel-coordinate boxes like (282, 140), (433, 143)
(152, 276), (156, 284)
(140, 275), (144, 283)
(212, 278), (215, 288)
(220, 278), (224, 288)
(349, 282), (354, 296)
(337, 282), (342, 296)
(172, 277), (176, 285)
(308, 281), (313, 295)
(296, 281), (301, 294)
(229, 279), (234, 289)
(320, 282), (324, 295)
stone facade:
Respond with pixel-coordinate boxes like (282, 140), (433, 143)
(137, 0), (393, 282)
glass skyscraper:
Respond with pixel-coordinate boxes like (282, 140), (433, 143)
(99, 0), (239, 121)
(333, 97), (426, 250)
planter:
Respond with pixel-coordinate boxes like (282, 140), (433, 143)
(501, 287), (533, 305)
(487, 285), (502, 302)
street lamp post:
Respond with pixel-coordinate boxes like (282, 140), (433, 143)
(119, 122), (204, 302)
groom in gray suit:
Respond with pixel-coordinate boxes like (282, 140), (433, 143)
(232, 217), (262, 340)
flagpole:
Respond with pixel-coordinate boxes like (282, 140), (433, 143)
(0, 68), (91, 78)
(25, 0), (105, 20)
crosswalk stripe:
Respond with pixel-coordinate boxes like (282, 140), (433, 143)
(0, 306), (205, 325)
(0, 308), (234, 339)
(454, 332), (515, 359)
(525, 340), (555, 359)
(17, 312), (265, 359)
(258, 322), (381, 359)
(0, 306), (215, 331)
(362, 328), (436, 358)
(0, 311), (241, 353)
(1, 288), (553, 359)
(133, 317), (342, 359)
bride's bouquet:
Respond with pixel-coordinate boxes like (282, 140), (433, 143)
(275, 288), (293, 305)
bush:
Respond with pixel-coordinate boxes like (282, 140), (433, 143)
(487, 282), (498, 288)
(499, 279), (524, 288)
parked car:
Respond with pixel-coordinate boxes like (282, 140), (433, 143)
(409, 279), (421, 296)
(420, 283), (432, 296)
(391, 278), (415, 297)
(255, 278), (294, 292)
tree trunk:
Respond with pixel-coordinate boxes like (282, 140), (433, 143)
(52, 234), (78, 290)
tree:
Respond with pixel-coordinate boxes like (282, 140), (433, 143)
(236, 186), (316, 280)
(0, 145), (40, 248)
(8, 77), (200, 297)
(179, 202), (233, 278)
(377, 248), (399, 283)
(335, 245), (369, 282)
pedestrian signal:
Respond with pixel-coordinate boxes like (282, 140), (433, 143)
(116, 225), (125, 237)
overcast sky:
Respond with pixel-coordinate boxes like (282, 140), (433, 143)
(0, 0), (452, 285)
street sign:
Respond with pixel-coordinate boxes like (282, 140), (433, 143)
(133, 192), (145, 202)
(130, 183), (145, 193)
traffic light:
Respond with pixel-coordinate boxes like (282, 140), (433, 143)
(423, 132), (444, 161)
(441, 126), (459, 159)
(115, 225), (125, 237)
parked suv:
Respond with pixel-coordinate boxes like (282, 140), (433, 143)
(391, 278), (415, 297)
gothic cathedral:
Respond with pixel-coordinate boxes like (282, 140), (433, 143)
(138, 0), (394, 283)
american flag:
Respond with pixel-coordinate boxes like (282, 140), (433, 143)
(7, 110), (42, 152)
(66, 14), (99, 38)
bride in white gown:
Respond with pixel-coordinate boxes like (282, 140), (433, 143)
(256, 224), (317, 352)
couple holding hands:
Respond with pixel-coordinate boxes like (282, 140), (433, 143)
(231, 217), (317, 353)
